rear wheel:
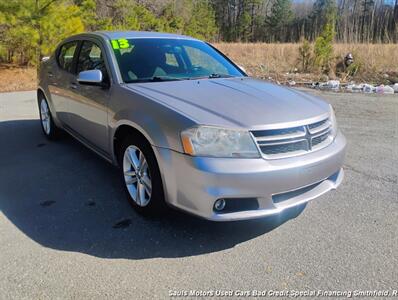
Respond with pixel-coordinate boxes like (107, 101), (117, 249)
(38, 95), (61, 139)
(118, 134), (166, 216)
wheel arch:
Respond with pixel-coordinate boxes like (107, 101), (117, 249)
(112, 122), (156, 166)
(37, 87), (56, 117)
(112, 122), (170, 205)
(37, 87), (47, 103)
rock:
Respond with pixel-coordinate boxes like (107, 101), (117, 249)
(376, 85), (385, 93)
(317, 80), (340, 91)
(384, 85), (394, 94)
(327, 80), (340, 90)
(346, 84), (356, 92)
(376, 85), (394, 94)
(349, 83), (365, 93)
(363, 84), (375, 93)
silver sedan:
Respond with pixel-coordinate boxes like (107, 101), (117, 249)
(37, 31), (346, 221)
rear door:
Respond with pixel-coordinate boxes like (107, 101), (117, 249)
(48, 41), (79, 124)
(66, 39), (111, 153)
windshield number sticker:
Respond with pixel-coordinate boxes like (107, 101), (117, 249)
(111, 39), (130, 49)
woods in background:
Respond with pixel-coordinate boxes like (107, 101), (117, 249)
(213, 0), (397, 43)
(0, 0), (397, 66)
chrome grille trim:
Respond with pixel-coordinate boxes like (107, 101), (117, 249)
(312, 129), (332, 149)
(260, 140), (308, 156)
(251, 118), (332, 159)
(252, 127), (306, 142)
(308, 119), (331, 134)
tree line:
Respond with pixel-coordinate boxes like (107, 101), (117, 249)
(0, 0), (397, 65)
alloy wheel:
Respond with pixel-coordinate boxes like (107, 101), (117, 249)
(40, 99), (51, 135)
(123, 145), (152, 207)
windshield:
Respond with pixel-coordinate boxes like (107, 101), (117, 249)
(110, 38), (244, 83)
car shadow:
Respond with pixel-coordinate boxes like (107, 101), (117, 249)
(0, 119), (306, 259)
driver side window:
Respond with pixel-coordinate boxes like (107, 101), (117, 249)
(77, 41), (109, 82)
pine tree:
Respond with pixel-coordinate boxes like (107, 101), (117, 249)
(313, 4), (336, 74)
(267, 0), (293, 42)
(0, 0), (84, 65)
(184, 1), (217, 40)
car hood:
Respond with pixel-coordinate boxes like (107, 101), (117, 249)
(125, 77), (330, 129)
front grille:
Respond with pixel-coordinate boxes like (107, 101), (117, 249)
(312, 131), (329, 147)
(272, 181), (322, 203)
(251, 117), (333, 159)
(260, 140), (308, 155)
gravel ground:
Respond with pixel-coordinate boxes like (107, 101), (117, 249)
(0, 89), (397, 299)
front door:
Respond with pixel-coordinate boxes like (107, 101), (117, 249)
(67, 39), (111, 153)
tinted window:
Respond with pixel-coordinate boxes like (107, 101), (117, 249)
(77, 41), (108, 81)
(58, 41), (78, 72)
(111, 38), (243, 83)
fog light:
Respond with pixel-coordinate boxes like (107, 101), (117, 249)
(214, 199), (226, 211)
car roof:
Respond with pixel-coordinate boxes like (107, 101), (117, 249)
(90, 31), (199, 41)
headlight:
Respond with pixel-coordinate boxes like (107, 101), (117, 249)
(181, 126), (260, 158)
(329, 104), (338, 138)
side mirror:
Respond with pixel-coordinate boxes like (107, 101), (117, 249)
(77, 70), (103, 86)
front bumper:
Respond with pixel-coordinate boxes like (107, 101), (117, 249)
(154, 131), (346, 221)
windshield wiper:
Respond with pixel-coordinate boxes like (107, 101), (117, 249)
(208, 73), (235, 79)
(151, 76), (185, 82)
(126, 76), (186, 83)
(187, 74), (235, 80)
(125, 74), (235, 83)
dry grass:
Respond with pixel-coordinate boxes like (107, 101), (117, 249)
(0, 43), (397, 92)
(213, 43), (398, 83)
(0, 65), (37, 92)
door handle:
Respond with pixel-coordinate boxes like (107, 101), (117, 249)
(70, 83), (78, 90)
(48, 72), (57, 86)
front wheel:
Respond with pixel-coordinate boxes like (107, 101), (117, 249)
(119, 134), (166, 216)
(38, 96), (61, 139)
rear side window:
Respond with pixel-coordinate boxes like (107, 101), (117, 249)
(58, 41), (78, 72)
(77, 41), (109, 81)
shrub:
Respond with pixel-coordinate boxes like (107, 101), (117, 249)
(298, 39), (312, 72)
(314, 22), (335, 74)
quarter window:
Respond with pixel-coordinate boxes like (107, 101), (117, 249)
(58, 41), (78, 72)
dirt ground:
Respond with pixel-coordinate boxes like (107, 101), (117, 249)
(214, 43), (398, 85)
(0, 66), (37, 92)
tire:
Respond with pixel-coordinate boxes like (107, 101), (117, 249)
(118, 133), (166, 216)
(38, 94), (62, 140)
